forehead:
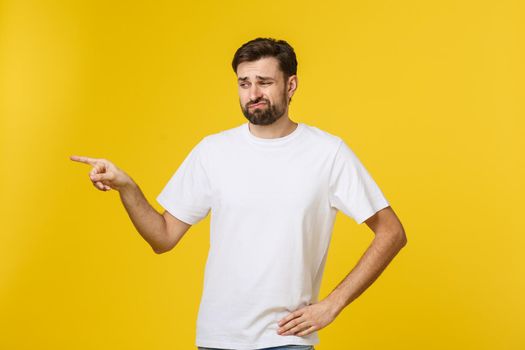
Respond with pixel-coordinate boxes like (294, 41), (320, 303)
(236, 56), (282, 80)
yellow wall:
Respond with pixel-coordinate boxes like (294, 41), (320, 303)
(1, 0), (523, 349)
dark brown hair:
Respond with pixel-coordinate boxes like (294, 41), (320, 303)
(231, 37), (298, 81)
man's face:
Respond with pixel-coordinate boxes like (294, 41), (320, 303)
(236, 57), (293, 125)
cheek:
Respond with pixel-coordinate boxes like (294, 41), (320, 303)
(238, 93), (248, 104)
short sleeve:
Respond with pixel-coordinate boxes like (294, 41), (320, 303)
(328, 139), (390, 224)
(156, 137), (213, 225)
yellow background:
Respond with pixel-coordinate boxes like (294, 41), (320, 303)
(1, 0), (523, 349)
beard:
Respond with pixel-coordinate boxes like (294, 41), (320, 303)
(240, 90), (288, 126)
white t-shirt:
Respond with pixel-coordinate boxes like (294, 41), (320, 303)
(156, 121), (390, 350)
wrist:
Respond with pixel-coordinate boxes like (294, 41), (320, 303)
(324, 293), (346, 318)
(118, 176), (137, 193)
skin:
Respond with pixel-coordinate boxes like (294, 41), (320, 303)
(68, 155), (191, 253)
(276, 206), (407, 337)
(235, 58), (408, 338)
(70, 55), (408, 339)
(236, 56), (299, 139)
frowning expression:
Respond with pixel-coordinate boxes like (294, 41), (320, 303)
(237, 56), (296, 125)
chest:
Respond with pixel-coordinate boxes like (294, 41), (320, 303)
(211, 148), (331, 215)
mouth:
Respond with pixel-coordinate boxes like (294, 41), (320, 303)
(249, 102), (267, 109)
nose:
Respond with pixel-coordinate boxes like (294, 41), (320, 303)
(249, 84), (263, 102)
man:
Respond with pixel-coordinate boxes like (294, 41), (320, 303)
(70, 37), (407, 350)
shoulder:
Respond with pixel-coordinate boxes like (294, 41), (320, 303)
(201, 123), (244, 145)
(300, 122), (344, 151)
(194, 123), (246, 159)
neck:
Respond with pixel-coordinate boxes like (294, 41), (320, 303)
(248, 115), (298, 139)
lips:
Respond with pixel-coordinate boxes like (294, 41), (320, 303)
(249, 102), (266, 108)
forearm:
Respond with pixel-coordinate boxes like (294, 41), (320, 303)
(118, 180), (167, 253)
(325, 231), (407, 316)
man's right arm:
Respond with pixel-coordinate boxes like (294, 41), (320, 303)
(70, 155), (191, 254)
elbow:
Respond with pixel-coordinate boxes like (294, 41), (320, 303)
(375, 227), (407, 248)
(152, 222), (177, 255)
(393, 219), (407, 248)
(398, 229), (408, 247)
(153, 240), (178, 254)
(153, 246), (165, 254)
(381, 228), (407, 248)
(152, 243), (170, 255)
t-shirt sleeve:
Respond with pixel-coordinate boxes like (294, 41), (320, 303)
(328, 139), (390, 224)
(156, 137), (213, 225)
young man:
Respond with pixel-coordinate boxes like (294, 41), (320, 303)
(71, 37), (407, 350)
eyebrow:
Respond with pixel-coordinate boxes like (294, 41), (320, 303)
(238, 75), (275, 82)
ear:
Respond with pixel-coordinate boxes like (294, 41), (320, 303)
(287, 75), (298, 99)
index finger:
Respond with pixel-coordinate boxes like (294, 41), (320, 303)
(70, 155), (98, 165)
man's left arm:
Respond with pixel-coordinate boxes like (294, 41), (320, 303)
(277, 206), (407, 337)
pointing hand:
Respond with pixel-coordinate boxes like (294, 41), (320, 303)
(70, 155), (133, 192)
